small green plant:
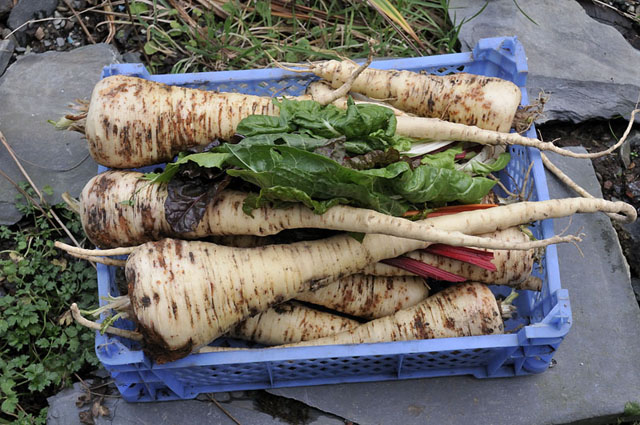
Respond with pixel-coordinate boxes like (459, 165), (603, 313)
(0, 184), (99, 424)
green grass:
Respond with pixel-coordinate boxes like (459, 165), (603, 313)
(0, 185), (99, 424)
(124, 0), (463, 74)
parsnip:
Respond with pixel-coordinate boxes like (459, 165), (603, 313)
(78, 170), (591, 249)
(122, 234), (428, 362)
(306, 60), (521, 132)
(284, 282), (504, 347)
(296, 274), (429, 319)
(85, 75), (282, 168)
(228, 301), (359, 345)
(80, 76), (629, 168)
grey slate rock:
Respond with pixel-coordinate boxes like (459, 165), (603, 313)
(7, 0), (58, 31)
(47, 384), (345, 425)
(267, 147), (640, 425)
(0, 38), (14, 76)
(0, 0), (12, 17)
(448, 0), (640, 123)
(0, 43), (120, 225)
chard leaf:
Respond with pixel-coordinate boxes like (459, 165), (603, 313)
(221, 144), (495, 214)
(243, 98), (412, 154)
(235, 115), (292, 136)
(469, 152), (512, 176)
(222, 144), (411, 216)
(144, 152), (231, 183)
(165, 165), (231, 233)
(242, 187), (348, 215)
(389, 165), (496, 204)
(343, 148), (401, 170)
(420, 146), (463, 169)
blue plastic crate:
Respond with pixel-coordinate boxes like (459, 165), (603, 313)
(94, 36), (571, 402)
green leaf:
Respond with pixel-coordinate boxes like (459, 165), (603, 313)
(143, 152), (231, 183)
(42, 185), (53, 196)
(1, 395), (18, 414)
(143, 41), (158, 55)
(254, 1), (271, 20)
(223, 144), (411, 216)
(469, 152), (512, 176)
(242, 186), (348, 215)
(128, 1), (148, 15)
(240, 98), (412, 155)
(35, 338), (50, 349)
(420, 146), (463, 169)
(0, 379), (15, 396)
(389, 165), (496, 204)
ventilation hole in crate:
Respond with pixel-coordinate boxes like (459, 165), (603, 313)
(456, 65), (465, 71)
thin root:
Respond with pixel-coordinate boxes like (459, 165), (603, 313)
(315, 43), (373, 106)
(266, 51), (312, 73)
(540, 151), (628, 221)
(61, 192), (81, 215)
(55, 241), (136, 257)
(487, 174), (518, 199)
(67, 251), (127, 267)
(70, 303), (143, 341)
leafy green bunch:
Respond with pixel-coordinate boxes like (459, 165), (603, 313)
(0, 185), (99, 424)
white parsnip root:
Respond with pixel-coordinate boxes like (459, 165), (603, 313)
(227, 301), (359, 345)
(77, 170), (587, 250)
(283, 282), (504, 347)
(296, 274), (429, 319)
(304, 60), (522, 132)
(76, 76), (637, 169)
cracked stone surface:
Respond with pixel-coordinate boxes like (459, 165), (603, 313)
(0, 43), (119, 225)
(447, 0), (640, 123)
(47, 385), (347, 424)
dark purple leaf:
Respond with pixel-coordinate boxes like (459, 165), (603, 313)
(165, 166), (231, 233)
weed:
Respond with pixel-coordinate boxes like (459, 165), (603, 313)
(0, 184), (99, 424)
(124, 0), (464, 74)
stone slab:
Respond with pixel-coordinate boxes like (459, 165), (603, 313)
(0, 43), (120, 225)
(7, 0), (58, 31)
(447, 0), (640, 123)
(0, 38), (14, 76)
(47, 384), (346, 425)
(267, 147), (640, 425)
